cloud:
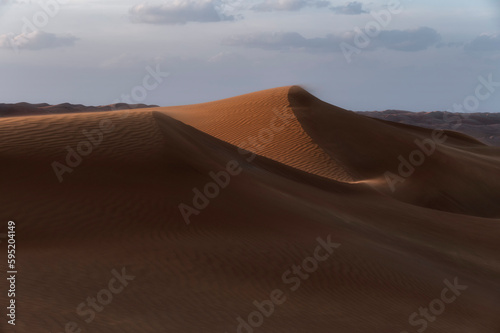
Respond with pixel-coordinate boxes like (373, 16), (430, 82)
(0, 0), (35, 5)
(0, 31), (78, 50)
(330, 1), (368, 15)
(129, 1), (234, 25)
(465, 33), (500, 52)
(224, 32), (342, 51)
(251, 0), (330, 12)
(224, 27), (441, 52)
(374, 27), (441, 51)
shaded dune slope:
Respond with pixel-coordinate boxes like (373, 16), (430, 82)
(0, 89), (499, 333)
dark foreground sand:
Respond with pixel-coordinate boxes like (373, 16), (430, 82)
(1, 86), (499, 332)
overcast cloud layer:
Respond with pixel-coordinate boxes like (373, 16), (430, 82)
(0, 0), (499, 112)
(223, 27), (441, 52)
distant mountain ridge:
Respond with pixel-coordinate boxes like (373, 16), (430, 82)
(0, 102), (159, 117)
(358, 110), (500, 146)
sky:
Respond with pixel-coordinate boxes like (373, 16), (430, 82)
(0, 0), (499, 112)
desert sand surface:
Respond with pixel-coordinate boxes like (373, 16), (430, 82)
(1, 86), (499, 333)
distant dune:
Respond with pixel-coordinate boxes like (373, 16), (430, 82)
(1, 87), (499, 333)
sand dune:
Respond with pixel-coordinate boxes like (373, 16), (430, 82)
(0, 87), (499, 333)
(158, 86), (500, 218)
(159, 86), (354, 182)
